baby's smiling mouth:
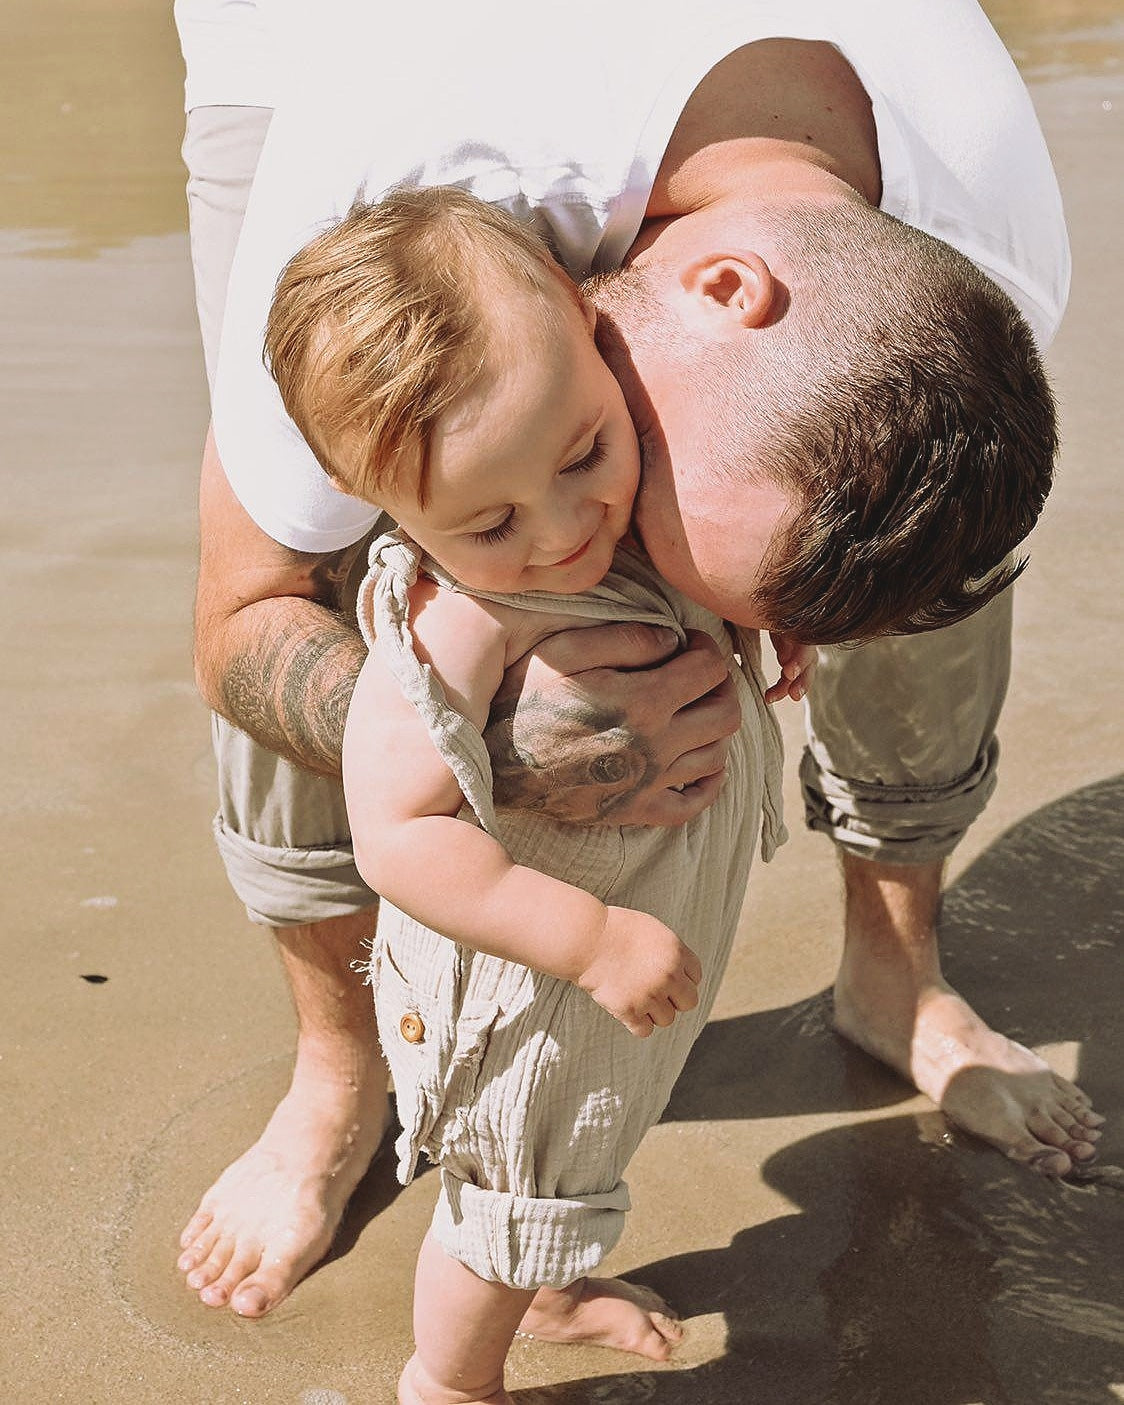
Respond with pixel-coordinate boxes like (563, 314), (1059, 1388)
(554, 536), (594, 567)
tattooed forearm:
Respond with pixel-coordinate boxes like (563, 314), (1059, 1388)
(219, 606), (366, 779)
(201, 537), (371, 777)
(485, 690), (658, 823)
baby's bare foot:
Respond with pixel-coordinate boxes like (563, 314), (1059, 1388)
(835, 975), (1104, 1177)
(518, 1276), (684, 1360)
(176, 1054), (390, 1316)
(398, 1354), (512, 1405)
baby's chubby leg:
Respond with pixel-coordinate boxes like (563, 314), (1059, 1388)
(399, 1233), (686, 1403)
(400, 1232), (535, 1405)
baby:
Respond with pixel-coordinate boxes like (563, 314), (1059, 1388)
(267, 185), (794, 1405)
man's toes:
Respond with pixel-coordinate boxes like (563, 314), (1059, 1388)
(637, 1313), (682, 1361)
(1030, 1104), (1102, 1164)
(186, 1235), (237, 1291)
(1007, 1134), (1071, 1177)
(179, 1208), (214, 1250)
(1051, 1074), (1091, 1106)
(178, 1223), (221, 1274)
(198, 1247), (264, 1308)
(1055, 1082), (1105, 1124)
(1027, 1106), (1086, 1152)
(230, 1266), (295, 1318)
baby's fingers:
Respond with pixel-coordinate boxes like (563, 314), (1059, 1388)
(764, 666), (810, 705)
(647, 998), (680, 1030)
(614, 1007), (656, 1038)
(671, 980), (700, 1014)
(665, 947), (703, 1009)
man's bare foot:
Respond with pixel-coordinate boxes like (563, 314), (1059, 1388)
(398, 1354), (512, 1405)
(176, 1046), (391, 1315)
(177, 912), (389, 1315)
(517, 1276), (684, 1361)
(834, 971), (1103, 1176)
(834, 853), (1104, 1176)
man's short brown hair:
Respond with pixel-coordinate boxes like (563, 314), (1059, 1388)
(754, 203), (1057, 643)
(265, 185), (572, 505)
(593, 199), (1058, 644)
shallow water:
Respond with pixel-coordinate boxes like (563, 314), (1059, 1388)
(0, 2), (1121, 256)
(989, 0), (1124, 80)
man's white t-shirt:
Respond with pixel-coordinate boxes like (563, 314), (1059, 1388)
(207, 0), (1071, 554)
(173, 0), (277, 111)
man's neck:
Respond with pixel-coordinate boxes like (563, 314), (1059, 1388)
(646, 38), (882, 219)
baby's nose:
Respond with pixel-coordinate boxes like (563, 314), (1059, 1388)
(532, 501), (587, 554)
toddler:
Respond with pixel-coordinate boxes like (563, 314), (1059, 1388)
(267, 185), (791, 1405)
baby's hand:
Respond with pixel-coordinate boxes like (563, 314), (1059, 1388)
(765, 632), (818, 705)
(577, 907), (702, 1038)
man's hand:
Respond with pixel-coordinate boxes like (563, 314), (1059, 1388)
(484, 625), (741, 827)
(577, 906), (702, 1038)
(764, 631), (818, 705)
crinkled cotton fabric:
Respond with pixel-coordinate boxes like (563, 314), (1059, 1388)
(358, 532), (784, 1288)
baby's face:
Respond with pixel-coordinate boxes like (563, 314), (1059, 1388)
(377, 280), (640, 596)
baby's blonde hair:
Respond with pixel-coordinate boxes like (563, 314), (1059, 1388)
(265, 185), (577, 504)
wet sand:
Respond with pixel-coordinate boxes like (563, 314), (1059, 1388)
(1, 4), (1121, 1401)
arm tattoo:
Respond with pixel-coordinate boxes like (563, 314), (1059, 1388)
(216, 541), (368, 778)
(484, 689), (658, 824)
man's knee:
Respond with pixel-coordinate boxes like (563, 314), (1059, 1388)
(800, 736), (1000, 865)
(801, 588), (1013, 861)
(211, 714), (376, 927)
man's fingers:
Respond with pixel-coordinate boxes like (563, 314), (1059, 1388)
(641, 631), (733, 709)
(667, 675), (741, 749)
(609, 769), (726, 827)
(531, 621), (681, 676)
(664, 740), (731, 790)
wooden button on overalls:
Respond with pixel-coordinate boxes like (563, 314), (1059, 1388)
(400, 1011), (425, 1044)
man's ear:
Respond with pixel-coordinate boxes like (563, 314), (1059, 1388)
(679, 251), (777, 328)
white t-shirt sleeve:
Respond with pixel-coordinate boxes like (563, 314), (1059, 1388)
(174, 0), (278, 111)
(211, 108), (384, 553)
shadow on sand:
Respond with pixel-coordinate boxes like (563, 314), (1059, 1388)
(514, 773), (1124, 1404)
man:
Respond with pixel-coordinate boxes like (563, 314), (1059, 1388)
(174, 0), (1103, 1320)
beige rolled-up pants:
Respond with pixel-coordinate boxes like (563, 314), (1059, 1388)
(183, 103), (1013, 929)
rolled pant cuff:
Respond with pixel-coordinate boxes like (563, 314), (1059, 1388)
(211, 814), (377, 927)
(799, 737), (1000, 866)
(432, 1174), (632, 1291)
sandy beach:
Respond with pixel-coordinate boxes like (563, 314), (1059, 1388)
(1, 3), (1121, 1400)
